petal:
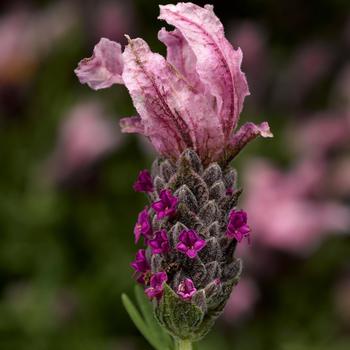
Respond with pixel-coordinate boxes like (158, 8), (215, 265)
(120, 116), (145, 134)
(176, 242), (188, 253)
(158, 27), (203, 91)
(159, 3), (249, 140)
(194, 239), (206, 251)
(228, 122), (273, 160)
(122, 36), (223, 162)
(186, 249), (197, 259)
(75, 38), (123, 90)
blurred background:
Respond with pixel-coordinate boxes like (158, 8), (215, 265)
(0, 0), (349, 349)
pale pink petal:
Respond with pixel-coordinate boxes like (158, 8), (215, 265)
(119, 116), (145, 134)
(159, 3), (249, 141)
(158, 27), (203, 91)
(121, 36), (224, 162)
(75, 38), (123, 90)
(228, 122), (273, 159)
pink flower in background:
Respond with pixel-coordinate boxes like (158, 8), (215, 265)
(223, 278), (259, 322)
(242, 159), (350, 255)
(46, 101), (121, 182)
(291, 111), (350, 157)
(0, 2), (76, 86)
(75, 3), (272, 164)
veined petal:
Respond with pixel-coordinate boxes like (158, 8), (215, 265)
(228, 122), (273, 159)
(158, 27), (202, 91)
(159, 3), (249, 140)
(121, 36), (223, 162)
(75, 38), (123, 90)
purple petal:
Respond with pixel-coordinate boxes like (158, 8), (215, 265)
(186, 249), (197, 259)
(75, 38), (123, 90)
(176, 242), (188, 254)
(193, 239), (206, 251)
(159, 3), (249, 141)
(228, 122), (273, 159)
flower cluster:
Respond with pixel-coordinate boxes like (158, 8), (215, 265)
(76, 1), (267, 343)
(131, 157), (250, 308)
(75, 2), (272, 165)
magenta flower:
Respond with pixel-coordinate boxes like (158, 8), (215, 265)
(226, 209), (251, 243)
(145, 272), (168, 300)
(148, 229), (170, 255)
(133, 169), (154, 193)
(176, 229), (206, 259)
(151, 189), (178, 220)
(134, 208), (153, 243)
(75, 3), (272, 164)
(130, 249), (150, 285)
(177, 278), (197, 300)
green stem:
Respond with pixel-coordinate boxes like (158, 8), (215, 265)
(177, 339), (192, 350)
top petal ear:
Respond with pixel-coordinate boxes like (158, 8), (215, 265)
(75, 38), (124, 90)
(159, 3), (249, 140)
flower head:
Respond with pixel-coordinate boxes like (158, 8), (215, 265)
(226, 209), (250, 242)
(177, 278), (197, 300)
(151, 189), (178, 220)
(133, 169), (154, 193)
(130, 249), (151, 285)
(145, 272), (168, 300)
(75, 3), (272, 164)
(134, 208), (153, 243)
(148, 229), (170, 254)
(176, 229), (206, 259)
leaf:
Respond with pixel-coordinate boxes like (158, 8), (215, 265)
(122, 293), (170, 350)
(134, 286), (173, 349)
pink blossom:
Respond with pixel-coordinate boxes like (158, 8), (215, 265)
(75, 3), (272, 164)
(223, 278), (259, 322)
(46, 102), (121, 182)
(242, 159), (350, 255)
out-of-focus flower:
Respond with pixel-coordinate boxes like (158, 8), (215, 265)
(291, 111), (350, 157)
(46, 101), (121, 183)
(222, 277), (259, 322)
(76, 3), (272, 164)
(242, 159), (350, 254)
(0, 2), (77, 86)
(93, 0), (136, 41)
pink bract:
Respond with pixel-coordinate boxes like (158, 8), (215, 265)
(75, 3), (272, 164)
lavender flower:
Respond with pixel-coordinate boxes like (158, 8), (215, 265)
(177, 278), (197, 300)
(226, 210), (251, 242)
(133, 169), (154, 193)
(148, 229), (170, 254)
(75, 2), (272, 165)
(130, 249), (150, 285)
(151, 189), (178, 220)
(134, 207), (153, 243)
(145, 272), (168, 300)
(176, 229), (206, 258)
(76, 1), (273, 345)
